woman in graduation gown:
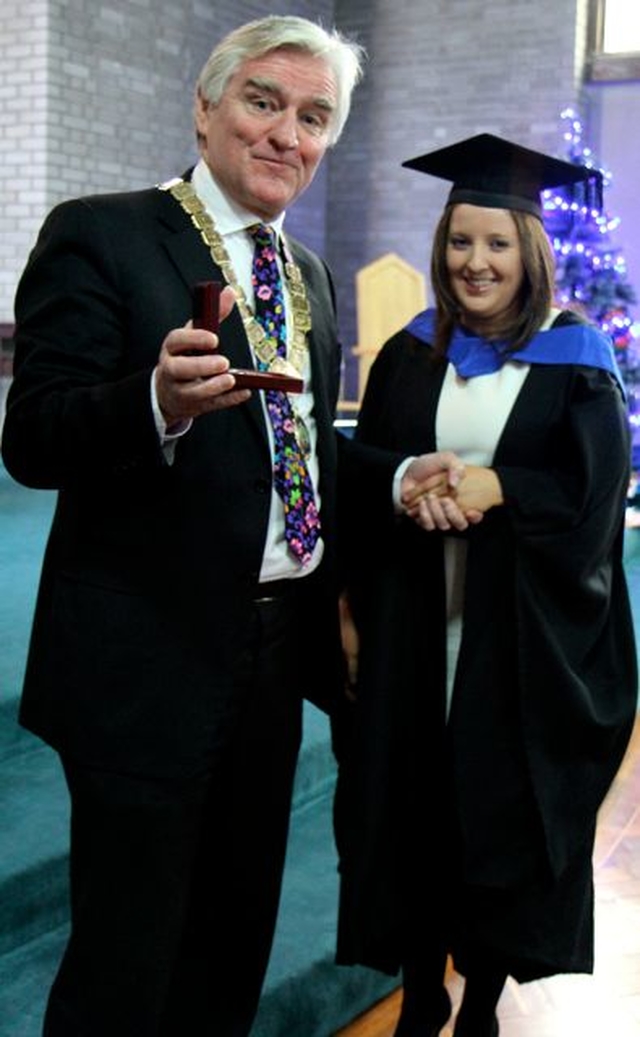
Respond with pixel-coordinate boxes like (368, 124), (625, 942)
(334, 134), (638, 1037)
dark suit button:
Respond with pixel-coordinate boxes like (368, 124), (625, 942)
(254, 479), (270, 494)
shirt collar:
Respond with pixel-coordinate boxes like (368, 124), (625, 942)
(191, 158), (286, 239)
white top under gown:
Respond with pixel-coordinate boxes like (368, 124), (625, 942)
(436, 359), (530, 717)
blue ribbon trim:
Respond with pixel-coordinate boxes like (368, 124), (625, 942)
(406, 308), (625, 394)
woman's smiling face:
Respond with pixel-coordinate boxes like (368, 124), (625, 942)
(446, 203), (525, 336)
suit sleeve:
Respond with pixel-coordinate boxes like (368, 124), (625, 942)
(2, 198), (163, 489)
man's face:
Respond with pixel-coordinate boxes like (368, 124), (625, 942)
(195, 48), (338, 221)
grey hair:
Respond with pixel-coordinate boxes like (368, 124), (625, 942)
(195, 15), (365, 146)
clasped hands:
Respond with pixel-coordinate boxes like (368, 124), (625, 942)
(341, 453), (503, 699)
(400, 452), (504, 531)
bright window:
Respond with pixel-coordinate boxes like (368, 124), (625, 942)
(588, 0), (640, 81)
(602, 0), (640, 53)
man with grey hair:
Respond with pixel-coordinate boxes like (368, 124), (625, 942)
(3, 14), (469, 1036)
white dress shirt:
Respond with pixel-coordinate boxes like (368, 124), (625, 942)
(153, 158), (323, 581)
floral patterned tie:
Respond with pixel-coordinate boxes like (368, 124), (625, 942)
(250, 224), (321, 565)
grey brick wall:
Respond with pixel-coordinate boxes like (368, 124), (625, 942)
(0, 0), (49, 317)
(330, 0), (591, 394)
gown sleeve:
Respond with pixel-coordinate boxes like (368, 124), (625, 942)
(490, 364), (637, 875)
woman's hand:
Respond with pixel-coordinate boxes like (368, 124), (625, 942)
(451, 465), (504, 513)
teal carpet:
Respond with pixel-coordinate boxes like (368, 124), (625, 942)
(0, 463), (397, 1037)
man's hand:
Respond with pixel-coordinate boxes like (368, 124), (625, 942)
(401, 451), (481, 531)
(339, 593), (359, 702)
(402, 451), (466, 496)
(154, 285), (251, 426)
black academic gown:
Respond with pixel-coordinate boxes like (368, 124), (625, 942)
(334, 316), (638, 981)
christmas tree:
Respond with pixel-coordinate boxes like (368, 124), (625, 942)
(542, 108), (640, 388)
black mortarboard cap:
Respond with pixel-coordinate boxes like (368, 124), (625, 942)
(402, 133), (603, 219)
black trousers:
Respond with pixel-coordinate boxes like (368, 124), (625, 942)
(43, 588), (310, 1037)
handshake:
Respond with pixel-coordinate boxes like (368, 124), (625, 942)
(400, 451), (504, 531)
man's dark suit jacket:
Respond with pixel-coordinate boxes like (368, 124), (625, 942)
(3, 180), (395, 778)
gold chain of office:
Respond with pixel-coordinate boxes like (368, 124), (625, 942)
(160, 178), (312, 376)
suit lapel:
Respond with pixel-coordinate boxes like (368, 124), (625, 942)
(155, 187), (266, 436)
(154, 189), (338, 459)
